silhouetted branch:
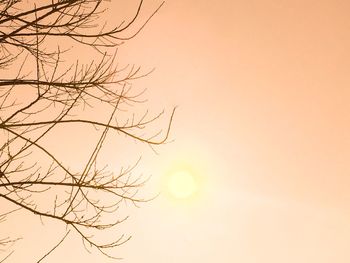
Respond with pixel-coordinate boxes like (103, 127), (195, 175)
(0, 0), (172, 260)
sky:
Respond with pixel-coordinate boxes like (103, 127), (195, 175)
(3, 0), (350, 262)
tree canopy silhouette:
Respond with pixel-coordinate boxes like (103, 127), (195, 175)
(0, 0), (174, 261)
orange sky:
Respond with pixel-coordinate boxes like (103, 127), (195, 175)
(3, 0), (350, 262)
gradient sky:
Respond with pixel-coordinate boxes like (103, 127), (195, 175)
(4, 0), (350, 262)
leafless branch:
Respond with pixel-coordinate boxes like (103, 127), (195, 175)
(0, 0), (173, 260)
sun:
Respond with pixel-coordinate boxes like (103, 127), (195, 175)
(166, 170), (198, 200)
(160, 155), (208, 203)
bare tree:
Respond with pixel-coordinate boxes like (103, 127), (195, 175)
(0, 0), (174, 261)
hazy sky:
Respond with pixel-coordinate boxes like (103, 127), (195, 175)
(4, 0), (350, 262)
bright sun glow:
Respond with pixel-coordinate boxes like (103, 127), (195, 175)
(167, 170), (198, 199)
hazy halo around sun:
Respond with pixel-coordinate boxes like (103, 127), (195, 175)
(159, 153), (210, 204)
(167, 170), (198, 199)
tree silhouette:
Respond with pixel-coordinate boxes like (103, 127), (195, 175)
(0, 0), (174, 261)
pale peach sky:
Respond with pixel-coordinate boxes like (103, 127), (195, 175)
(4, 0), (350, 262)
